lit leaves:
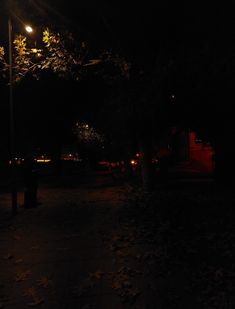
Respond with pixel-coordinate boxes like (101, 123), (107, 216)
(0, 46), (7, 79)
(0, 27), (129, 84)
(41, 28), (76, 76)
(13, 35), (41, 82)
(0, 47), (5, 60)
(14, 35), (28, 56)
(42, 29), (60, 47)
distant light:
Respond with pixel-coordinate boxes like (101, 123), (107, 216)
(171, 94), (175, 99)
(25, 25), (33, 33)
(130, 160), (137, 165)
(36, 159), (51, 163)
(85, 125), (89, 129)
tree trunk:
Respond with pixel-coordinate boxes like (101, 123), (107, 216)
(138, 136), (154, 191)
(51, 143), (62, 176)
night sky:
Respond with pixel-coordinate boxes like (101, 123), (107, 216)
(0, 1), (234, 158)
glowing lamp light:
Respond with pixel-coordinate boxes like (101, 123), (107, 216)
(130, 160), (137, 165)
(36, 159), (51, 163)
(25, 25), (33, 33)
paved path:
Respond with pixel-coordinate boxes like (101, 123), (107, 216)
(2, 172), (231, 309)
(0, 174), (135, 309)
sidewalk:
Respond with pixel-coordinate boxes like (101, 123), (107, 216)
(1, 173), (235, 308)
(1, 173), (163, 309)
(0, 178), (125, 309)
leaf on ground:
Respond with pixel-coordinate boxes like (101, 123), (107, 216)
(116, 250), (129, 258)
(108, 267), (141, 304)
(31, 246), (40, 250)
(13, 235), (21, 240)
(64, 233), (80, 239)
(109, 271), (130, 290)
(14, 259), (23, 264)
(89, 270), (104, 280)
(37, 277), (52, 288)
(215, 269), (224, 279)
(15, 270), (31, 282)
(28, 299), (44, 307)
(82, 305), (92, 309)
(23, 287), (37, 298)
(70, 233), (80, 238)
(111, 280), (122, 290)
(73, 278), (95, 296)
(23, 287), (44, 306)
(3, 253), (14, 260)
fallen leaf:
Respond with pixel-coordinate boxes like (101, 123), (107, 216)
(28, 299), (44, 307)
(23, 287), (37, 298)
(37, 277), (52, 288)
(13, 235), (21, 240)
(15, 270), (31, 282)
(14, 259), (23, 264)
(89, 270), (104, 280)
(23, 287), (44, 307)
(82, 305), (91, 309)
(3, 253), (14, 260)
(73, 278), (95, 296)
(31, 246), (40, 250)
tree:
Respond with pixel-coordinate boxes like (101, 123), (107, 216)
(0, 26), (130, 172)
(73, 121), (104, 166)
(0, 20), (175, 190)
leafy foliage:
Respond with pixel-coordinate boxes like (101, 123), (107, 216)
(0, 46), (7, 79)
(0, 28), (130, 83)
(73, 121), (104, 145)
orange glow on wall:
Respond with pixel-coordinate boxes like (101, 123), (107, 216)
(189, 131), (214, 172)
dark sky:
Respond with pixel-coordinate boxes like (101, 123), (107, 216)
(0, 1), (234, 157)
(43, 1), (233, 42)
(1, 1), (233, 57)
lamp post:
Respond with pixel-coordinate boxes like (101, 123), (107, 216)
(8, 15), (18, 215)
(8, 15), (34, 215)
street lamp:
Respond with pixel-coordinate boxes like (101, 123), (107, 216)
(25, 25), (33, 33)
(8, 16), (17, 215)
(8, 16), (34, 215)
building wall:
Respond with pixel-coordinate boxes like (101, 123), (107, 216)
(188, 131), (214, 173)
